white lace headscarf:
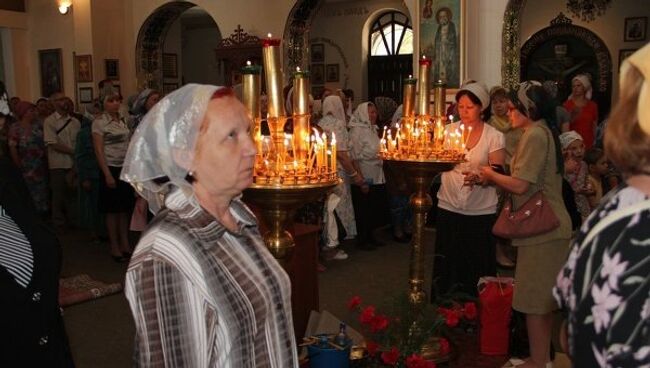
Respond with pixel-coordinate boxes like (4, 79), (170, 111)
(321, 95), (346, 122)
(120, 84), (222, 212)
(349, 102), (375, 129)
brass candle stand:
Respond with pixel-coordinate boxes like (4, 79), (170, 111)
(384, 159), (458, 306)
(243, 181), (337, 268)
(242, 35), (339, 268)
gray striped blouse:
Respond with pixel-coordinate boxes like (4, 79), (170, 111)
(125, 189), (298, 367)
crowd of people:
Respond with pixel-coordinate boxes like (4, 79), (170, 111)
(0, 42), (648, 367)
(1, 79), (161, 262)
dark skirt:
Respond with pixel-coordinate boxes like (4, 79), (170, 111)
(431, 208), (497, 299)
(351, 183), (389, 245)
(98, 166), (135, 214)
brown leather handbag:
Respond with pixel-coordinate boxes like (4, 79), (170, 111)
(492, 191), (560, 239)
(492, 126), (560, 239)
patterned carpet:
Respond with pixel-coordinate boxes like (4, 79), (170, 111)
(59, 274), (123, 307)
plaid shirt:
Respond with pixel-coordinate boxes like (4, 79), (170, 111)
(125, 189), (298, 367)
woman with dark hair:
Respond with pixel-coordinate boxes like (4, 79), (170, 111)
(480, 81), (572, 368)
(554, 43), (650, 368)
(431, 81), (505, 298)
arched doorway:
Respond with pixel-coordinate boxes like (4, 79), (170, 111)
(135, 2), (221, 91)
(520, 13), (612, 118)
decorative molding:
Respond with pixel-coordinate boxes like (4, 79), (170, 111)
(501, 0), (526, 90)
(217, 25), (260, 48)
(550, 12), (573, 26)
(284, 0), (324, 74)
(135, 1), (195, 90)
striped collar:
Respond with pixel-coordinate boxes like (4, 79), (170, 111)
(163, 188), (257, 242)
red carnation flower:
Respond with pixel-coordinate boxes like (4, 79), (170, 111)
(366, 340), (379, 356)
(438, 338), (450, 356)
(347, 295), (362, 310)
(463, 302), (477, 320)
(381, 346), (400, 366)
(359, 306), (376, 324)
(370, 314), (390, 332)
(445, 311), (459, 327)
(406, 353), (437, 368)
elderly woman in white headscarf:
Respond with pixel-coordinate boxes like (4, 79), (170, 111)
(349, 102), (387, 249)
(120, 84), (298, 367)
(318, 95), (364, 259)
(563, 73), (599, 148)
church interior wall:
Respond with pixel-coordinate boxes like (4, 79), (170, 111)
(163, 18), (183, 89)
(310, 0), (409, 102)
(179, 25), (221, 86)
(520, 0), (650, 102)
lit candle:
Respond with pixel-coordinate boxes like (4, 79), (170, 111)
(242, 60), (261, 118)
(293, 66), (311, 161)
(433, 79), (446, 118)
(331, 132), (337, 173)
(403, 74), (417, 118)
(261, 33), (285, 118)
(417, 55), (432, 116)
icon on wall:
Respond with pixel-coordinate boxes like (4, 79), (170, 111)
(75, 54), (93, 83)
(105, 59), (120, 80)
(39, 48), (64, 98)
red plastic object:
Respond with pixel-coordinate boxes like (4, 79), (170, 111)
(477, 277), (514, 355)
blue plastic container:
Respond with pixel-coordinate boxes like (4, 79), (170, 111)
(307, 335), (350, 368)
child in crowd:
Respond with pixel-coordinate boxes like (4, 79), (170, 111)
(560, 130), (593, 221)
(583, 147), (609, 211)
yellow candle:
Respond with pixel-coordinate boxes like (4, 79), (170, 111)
(331, 132), (337, 173)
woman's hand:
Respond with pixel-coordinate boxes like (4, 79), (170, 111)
(105, 173), (116, 189)
(352, 173), (365, 187)
(478, 166), (495, 185)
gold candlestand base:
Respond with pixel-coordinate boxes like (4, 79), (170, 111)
(385, 159), (459, 361)
(243, 180), (338, 268)
(385, 159), (458, 306)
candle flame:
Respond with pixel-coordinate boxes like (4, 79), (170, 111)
(448, 115), (453, 122)
(422, 55), (427, 60)
(331, 132), (336, 144)
(267, 33), (272, 38)
(296, 66), (301, 72)
(246, 60), (251, 66)
(408, 74), (412, 79)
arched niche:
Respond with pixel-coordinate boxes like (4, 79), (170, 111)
(135, 1), (220, 90)
(520, 13), (612, 118)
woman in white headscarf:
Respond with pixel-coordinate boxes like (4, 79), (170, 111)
(120, 84), (298, 367)
(318, 95), (364, 258)
(563, 73), (598, 149)
(349, 102), (387, 250)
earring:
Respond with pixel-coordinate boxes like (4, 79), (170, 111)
(185, 171), (196, 183)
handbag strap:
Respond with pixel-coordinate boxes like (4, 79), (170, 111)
(507, 124), (552, 206)
(56, 118), (72, 135)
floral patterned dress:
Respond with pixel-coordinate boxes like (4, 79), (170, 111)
(554, 185), (650, 367)
(8, 122), (49, 214)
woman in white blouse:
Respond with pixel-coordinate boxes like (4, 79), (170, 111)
(431, 82), (506, 299)
(349, 102), (387, 249)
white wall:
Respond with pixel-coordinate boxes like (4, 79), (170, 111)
(520, 0), (650, 100)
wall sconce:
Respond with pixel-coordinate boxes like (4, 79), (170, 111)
(58, 1), (72, 15)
